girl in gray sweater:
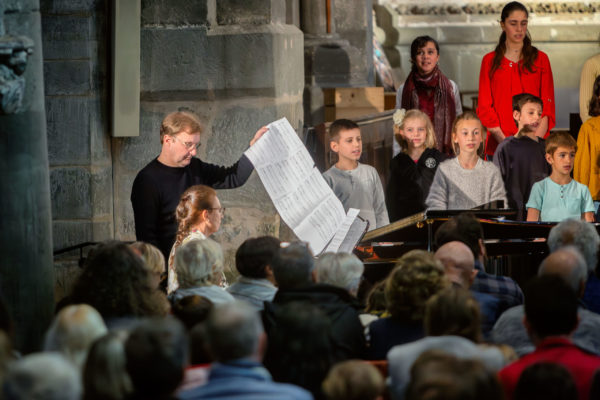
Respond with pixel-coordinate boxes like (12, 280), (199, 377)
(426, 112), (507, 210)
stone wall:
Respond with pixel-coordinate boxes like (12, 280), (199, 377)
(375, 0), (600, 128)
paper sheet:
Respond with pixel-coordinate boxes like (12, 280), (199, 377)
(245, 118), (352, 254)
(324, 208), (360, 253)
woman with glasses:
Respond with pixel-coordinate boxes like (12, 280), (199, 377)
(167, 185), (225, 294)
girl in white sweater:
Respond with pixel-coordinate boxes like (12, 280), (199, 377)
(426, 111), (507, 210)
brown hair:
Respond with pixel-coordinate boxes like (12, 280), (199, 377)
(160, 111), (203, 144)
(545, 132), (577, 156)
(329, 119), (360, 142)
(174, 185), (217, 248)
(130, 242), (165, 275)
(395, 109), (437, 152)
(451, 111), (484, 156)
(490, 2), (539, 79)
(385, 250), (448, 321)
(424, 288), (482, 343)
(588, 75), (600, 117)
(322, 360), (385, 400)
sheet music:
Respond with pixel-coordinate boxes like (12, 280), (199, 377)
(245, 117), (352, 254)
(324, 208), (360, 253)
(337, 214), (369, 254)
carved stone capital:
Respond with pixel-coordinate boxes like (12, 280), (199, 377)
(0, 35), (34, 115)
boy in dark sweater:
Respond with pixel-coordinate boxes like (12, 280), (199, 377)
(493, 93), (551, 220)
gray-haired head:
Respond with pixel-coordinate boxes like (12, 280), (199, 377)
(205, 301), (264, 362)
(548, 219), (599, 273)
(3, 353), (82, 400)
(539, 246), (588, 296)
(175, 238), (224, 288)
(316, 252), (364, 296)
(43, 304), (108, 370)
(271, 242), (315, 290)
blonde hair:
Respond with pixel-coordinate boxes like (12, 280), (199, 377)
(160, 111), (203, 144)
(322, 360), (385, 400)
(175, 239), (224, 288)
(393, 109), (436, 152)
(451, 111), (484, 156)
(130, 242), (165, 276)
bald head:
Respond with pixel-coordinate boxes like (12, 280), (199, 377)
(538, 246), (588, 297)
(434, 241), (476, 288)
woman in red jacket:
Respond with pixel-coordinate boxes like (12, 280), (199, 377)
(477, 1), (555, 158)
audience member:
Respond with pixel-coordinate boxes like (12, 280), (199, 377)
(43, 304), (108, 371)
(514, 362), (578, 400)
(434, 213), (524, 311)
(405, 350), (504, 400)
(3, 353), (82, 400)
(263, 302), (336, 399)
(263, 243), (366, 360)
(498, 275), (600, 400)
(83, 331), (132, 400)
(360, 280), (387, 327)
(171, 239), (234, 304)
(434, 241), (501, 337)
(125, 317), (188, 400)
(366, 250), (449, 360)
(179, 301), (312, 400)
(315, 252), (364, 297)
(130, 241), (166, 290)
(493, 246), (600, 356)
(388, 288), (507, 400)
(322, 360), (385, 400)
(0, 331), (14, 390)
(171, 295), (213, 331)
(547, 218), (600, 313)
(227, 236), (280, 310)
(168, 185), (225, 294)
(67, 242), (169, 328)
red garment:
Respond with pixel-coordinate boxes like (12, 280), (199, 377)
(498, 337), (600, 400)
(477, 50), (556, 156)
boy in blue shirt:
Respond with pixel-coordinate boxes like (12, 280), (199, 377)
(526, 132), (595, 222)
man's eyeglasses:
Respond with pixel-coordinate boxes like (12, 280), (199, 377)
(208, 207), (226, 216)
(172, 135), (201, 151)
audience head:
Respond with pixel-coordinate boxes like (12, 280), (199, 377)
(129, 241), (165, 289)
(175, 185), (221, 242)
(175, 238), (224, 288)
(43, 304), (107, 370)
(125, 317), (188, 399)
(545, 131), (577, 157)
(385, 250), (448, 321)
(69, 241), (169, 320)
(365, 280), (387, 314)
(235, 236), (281, 281)
(315, 252), (364, 296)
(159, 111), (203, 168)
(83, 330), (133, 400)
(409, 35), (440, 75)
(514, 362), (578, 400)
(271, 242), (315, 290)
(263, 301), (335, 397)
(425, 288), (482, 343)
(451, 111), (484, 156)
(589, 75), (600, 117)
(204, 301), (264, 363)
(524, 275), (578, 342)
(434, 213), (485, 260)
(171, 295), (213, 331)
(189, 323), (213, 365)
(393, 108), (436, 151)
(406, 350), (504, 400)
(434, 241), (477, 288)
(548, 218), (599, 273)
(538, 246), (588, 297)
(3, 353), (81, 400)
(322, 360), (385, 400)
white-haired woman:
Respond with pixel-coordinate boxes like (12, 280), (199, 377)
(315, 252), (364, 297)
(170, 239), (234, 305)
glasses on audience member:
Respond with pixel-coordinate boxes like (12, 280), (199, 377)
(172, 135), (201, 151)
(208, 207), (226, 216)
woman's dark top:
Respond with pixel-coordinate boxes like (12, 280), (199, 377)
(386, 148), (448, 222)
(366, 317), (425, 360)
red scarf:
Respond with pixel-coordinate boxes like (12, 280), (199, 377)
(401, 66), (457, 155)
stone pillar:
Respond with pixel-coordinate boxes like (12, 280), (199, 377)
(113, 0), (304, 275)
(0, 0), (54, 352)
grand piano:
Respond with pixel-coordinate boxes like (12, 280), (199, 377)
(355, 207), (596, 288)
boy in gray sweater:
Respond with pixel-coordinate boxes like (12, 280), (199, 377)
(323, 119), (389, 230)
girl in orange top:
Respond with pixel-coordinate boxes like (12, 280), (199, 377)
(477, 1), (555, 158)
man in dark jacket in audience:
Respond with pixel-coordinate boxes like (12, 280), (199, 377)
(262, 243), (366, 360)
